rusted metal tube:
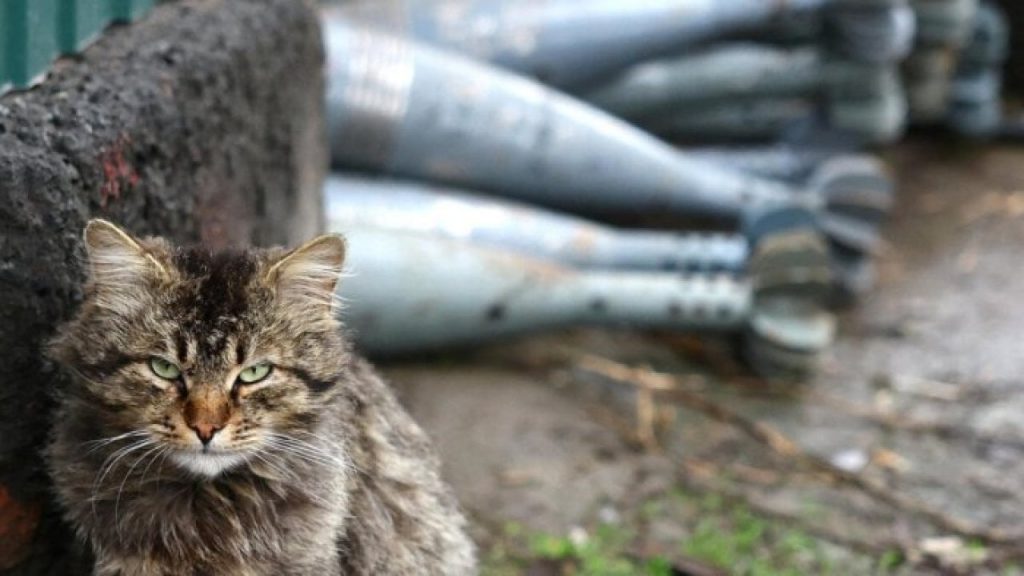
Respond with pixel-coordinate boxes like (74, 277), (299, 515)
(338, 225), (835, 375)
(326, 176), (748, 274)
(337, 0), (912, 90)
(323, 17), (891, 264)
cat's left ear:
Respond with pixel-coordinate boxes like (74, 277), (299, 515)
(266, 235), (347, 311)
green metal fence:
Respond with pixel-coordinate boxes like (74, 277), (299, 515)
(2, 0), (157, 92)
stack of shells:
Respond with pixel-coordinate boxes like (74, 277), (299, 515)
(317, 0), (1009, 377)
(584, 0), (915, 145)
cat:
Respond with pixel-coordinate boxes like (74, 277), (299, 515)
(46, 220), (476, 576)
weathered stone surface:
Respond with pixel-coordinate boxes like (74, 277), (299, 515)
(0, 1), (325, 572)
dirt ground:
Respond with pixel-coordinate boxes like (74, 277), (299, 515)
(380, 140), (1024, 575)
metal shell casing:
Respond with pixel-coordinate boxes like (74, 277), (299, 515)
(326, 176), (749, 274)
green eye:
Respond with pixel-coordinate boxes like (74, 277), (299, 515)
(149, 357), (182, 380)
(238, 363), (272, 384)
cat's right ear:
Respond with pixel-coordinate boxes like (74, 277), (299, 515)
(83, 219), (168, 295)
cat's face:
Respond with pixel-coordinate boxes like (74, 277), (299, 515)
(50, 220), (348, 478)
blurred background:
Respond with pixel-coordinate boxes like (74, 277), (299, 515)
(3, 0), (1024, 574)
(317, 1), (1024, 574)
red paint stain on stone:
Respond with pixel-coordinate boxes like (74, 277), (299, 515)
(0, 484), (41, 569)
(99, 135), (140, 208)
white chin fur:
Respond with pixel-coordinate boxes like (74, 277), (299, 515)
(171, 451), (249, 478)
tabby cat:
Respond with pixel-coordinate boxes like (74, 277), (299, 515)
(46, 220), (476, 575)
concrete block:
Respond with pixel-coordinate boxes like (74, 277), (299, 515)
(0, 0), (325, 572)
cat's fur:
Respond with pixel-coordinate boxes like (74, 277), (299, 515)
(46, 220), (476, 576)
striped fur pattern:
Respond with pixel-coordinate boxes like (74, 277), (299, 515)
(46, 221), (476, 576)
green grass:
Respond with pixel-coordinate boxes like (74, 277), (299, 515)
(483, 521), (668, 576)
(676, 494), (836, 576)
(524, 524), (672, 576)
(481, 489), (897, 576)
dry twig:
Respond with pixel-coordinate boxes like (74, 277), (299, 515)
(574, 355), (1024, 547)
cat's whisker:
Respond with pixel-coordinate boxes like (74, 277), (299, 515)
(90, 438), (155, 522)
(94, 439), (155, 491)
(114, 443), (165, 538)
(265, 434), (353, 473)
(139, 446), (170, 486)
(294, 436), (358, 473)
(81, 429), (148, 445)
(249, 451), (298, 483)
(284, 444), (356, 471)
(91, 445), (150, 504)
(264, 437), (336, 469)
(266, 433), (337, 460)
(153, 448), (173, 493)
(264, 438), (326, 469)
(81, 430), (150, 454)
(254, 450), (336, 508)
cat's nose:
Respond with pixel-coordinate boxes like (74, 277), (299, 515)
(189, 422), (222, 446)
(183, 395), (230, 446)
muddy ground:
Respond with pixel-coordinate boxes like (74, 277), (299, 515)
(380, 140), (1024, 575)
